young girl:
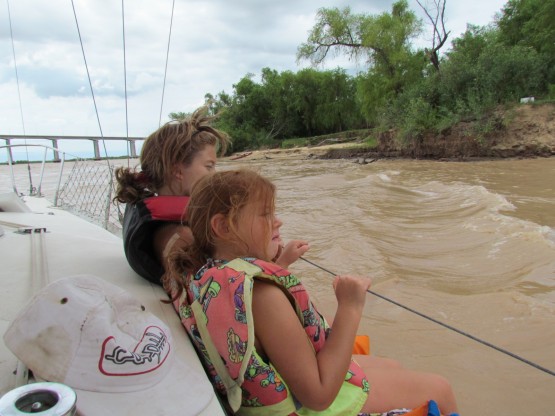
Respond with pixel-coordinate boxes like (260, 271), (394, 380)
(166, 169), (459, 416)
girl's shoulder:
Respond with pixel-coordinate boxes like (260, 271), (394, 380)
(194, 257), (299, 287)
(237, 258), (294, 277)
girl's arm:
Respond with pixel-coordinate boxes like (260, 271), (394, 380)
(252, 275), (370, 411)
(273, 240), (310, 269)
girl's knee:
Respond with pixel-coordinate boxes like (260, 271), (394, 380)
(427, 373), (452, 396)
(356, 355), (403, 370)
(435, 374), (454, 395)
(381, 357), (403, 369)
(430, 374), (458, 413)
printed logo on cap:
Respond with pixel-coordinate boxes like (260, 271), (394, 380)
(100, 325), (171, 376)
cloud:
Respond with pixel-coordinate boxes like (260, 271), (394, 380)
(1, 0), (508, 140)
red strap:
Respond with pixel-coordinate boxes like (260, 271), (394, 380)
(143, 196), (189, 221)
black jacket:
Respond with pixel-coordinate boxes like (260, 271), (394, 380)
(122, 196), (189, 284)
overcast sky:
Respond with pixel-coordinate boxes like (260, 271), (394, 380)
(1, 0), (507, 146)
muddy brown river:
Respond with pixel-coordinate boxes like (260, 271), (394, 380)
(3, 156), (554, 415)
(229, 156), (555, 415)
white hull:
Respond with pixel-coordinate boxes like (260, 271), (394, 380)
(0, 193), (225, 415)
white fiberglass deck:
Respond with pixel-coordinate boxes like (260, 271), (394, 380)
(0, 194), (225, 415)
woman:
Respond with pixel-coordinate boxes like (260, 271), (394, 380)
(114, 107), (231, 284)
(115, 108), (308, 284)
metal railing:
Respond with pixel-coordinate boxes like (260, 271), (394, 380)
(1, 143), (68, 202)
(1, 135), (145, 162)
(1, 143), (124, 235)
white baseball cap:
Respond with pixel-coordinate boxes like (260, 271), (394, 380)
(3, 275), (215, 414)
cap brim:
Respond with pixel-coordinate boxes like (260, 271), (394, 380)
(74, 352), (221, 415)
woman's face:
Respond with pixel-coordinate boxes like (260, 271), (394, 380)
(176, 145), (217, 195)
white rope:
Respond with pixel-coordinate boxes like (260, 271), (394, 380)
(11, 227), (51, 388)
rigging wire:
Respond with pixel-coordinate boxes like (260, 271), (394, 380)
(6, 0), (25, 137)
(121, 0), (130, 168)
(299, 256), (555, 378)
(70, 0), (111, 167)
(6, 0), (34, 195)
(158, 0), (176, 127)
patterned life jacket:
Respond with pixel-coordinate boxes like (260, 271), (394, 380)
(174, 257), (369, 416)
(122, 195), (189, 284)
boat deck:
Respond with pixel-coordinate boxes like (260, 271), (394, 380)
(0, 194), (225, 415)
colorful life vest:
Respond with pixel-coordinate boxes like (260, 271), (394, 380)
(174, 258), (369, 416)
(122, 195), (189, 284)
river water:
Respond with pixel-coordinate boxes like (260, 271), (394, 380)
(2, 156), (555, 414)
(229, 156), (555, 415)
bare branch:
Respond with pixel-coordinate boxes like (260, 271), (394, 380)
(416, 0), (451, 71)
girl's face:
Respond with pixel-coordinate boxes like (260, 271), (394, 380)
(175, 145), (217, 195)
(236, 199), (282, 261)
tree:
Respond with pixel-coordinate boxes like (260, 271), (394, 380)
(314, 68), (362, 132)
(259, 68), (303, 140)
(297, 1), (422, 85)
(168, 111), (188, 121)
(296, 7), (363, 65)
(416, 0), (450, 71)
(297, 1), (425, 124)
(497, 0), (555, 82)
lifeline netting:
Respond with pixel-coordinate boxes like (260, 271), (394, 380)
(55, 159), (124, 236)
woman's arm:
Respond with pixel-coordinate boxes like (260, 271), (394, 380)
(252, 275), (370, 411)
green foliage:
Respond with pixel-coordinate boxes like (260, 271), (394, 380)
(497, 0), (555, 82)
(471, 114), (505, 145)
(382, 21), (550, 144)
(281, 138), (308, 149)
(298, 1), (426, 123)
(362, 135), (378, 148)
(296, 7), (363, 65)
(445, 29), (547, 106)
(169, 1), (554, 152)
(497, 0), (555, 53)
(358, 0), (423, 80)
(168, 111), (189, 121)
(209, 68), (365, 151)
(394, 96), (441, 143)
(356, 49), (427, 125)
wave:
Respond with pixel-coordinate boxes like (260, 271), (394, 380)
(273, 165), (555, 300)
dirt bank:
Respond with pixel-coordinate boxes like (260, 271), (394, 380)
(227, 103), (555, 162)
(322, 103), (555, 161)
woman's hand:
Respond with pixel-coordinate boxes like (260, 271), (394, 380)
(274, 240), (310, 269)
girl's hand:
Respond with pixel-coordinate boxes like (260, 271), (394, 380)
(275, 240), (310, 269)
(332, 275), (371, 311)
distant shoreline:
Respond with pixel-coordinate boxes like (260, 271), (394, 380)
(229, 103), (555, 162)
(2, 104), (554, 165)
